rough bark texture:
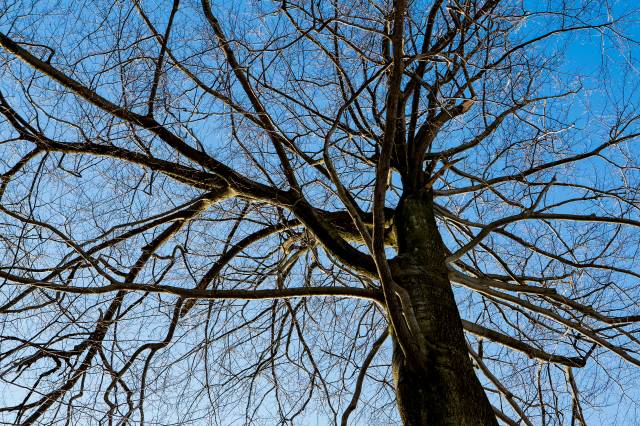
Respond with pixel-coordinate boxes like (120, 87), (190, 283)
(390, 190), (497, 425)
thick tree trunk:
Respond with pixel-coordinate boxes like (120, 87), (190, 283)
(389, 190), (497, 425)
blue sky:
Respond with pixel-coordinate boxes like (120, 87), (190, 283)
(2, 0), (640, 424)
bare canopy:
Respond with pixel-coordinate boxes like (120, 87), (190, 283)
(1, 0), (640, 424)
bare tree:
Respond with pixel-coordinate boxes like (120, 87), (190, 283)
(0, 0), (639, 424)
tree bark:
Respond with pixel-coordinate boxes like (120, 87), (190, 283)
(390, 190), (497, 425)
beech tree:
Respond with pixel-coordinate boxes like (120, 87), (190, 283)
(1, 0), (640, 424)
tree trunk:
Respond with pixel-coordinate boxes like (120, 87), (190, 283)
(389, 190), (497, 425)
